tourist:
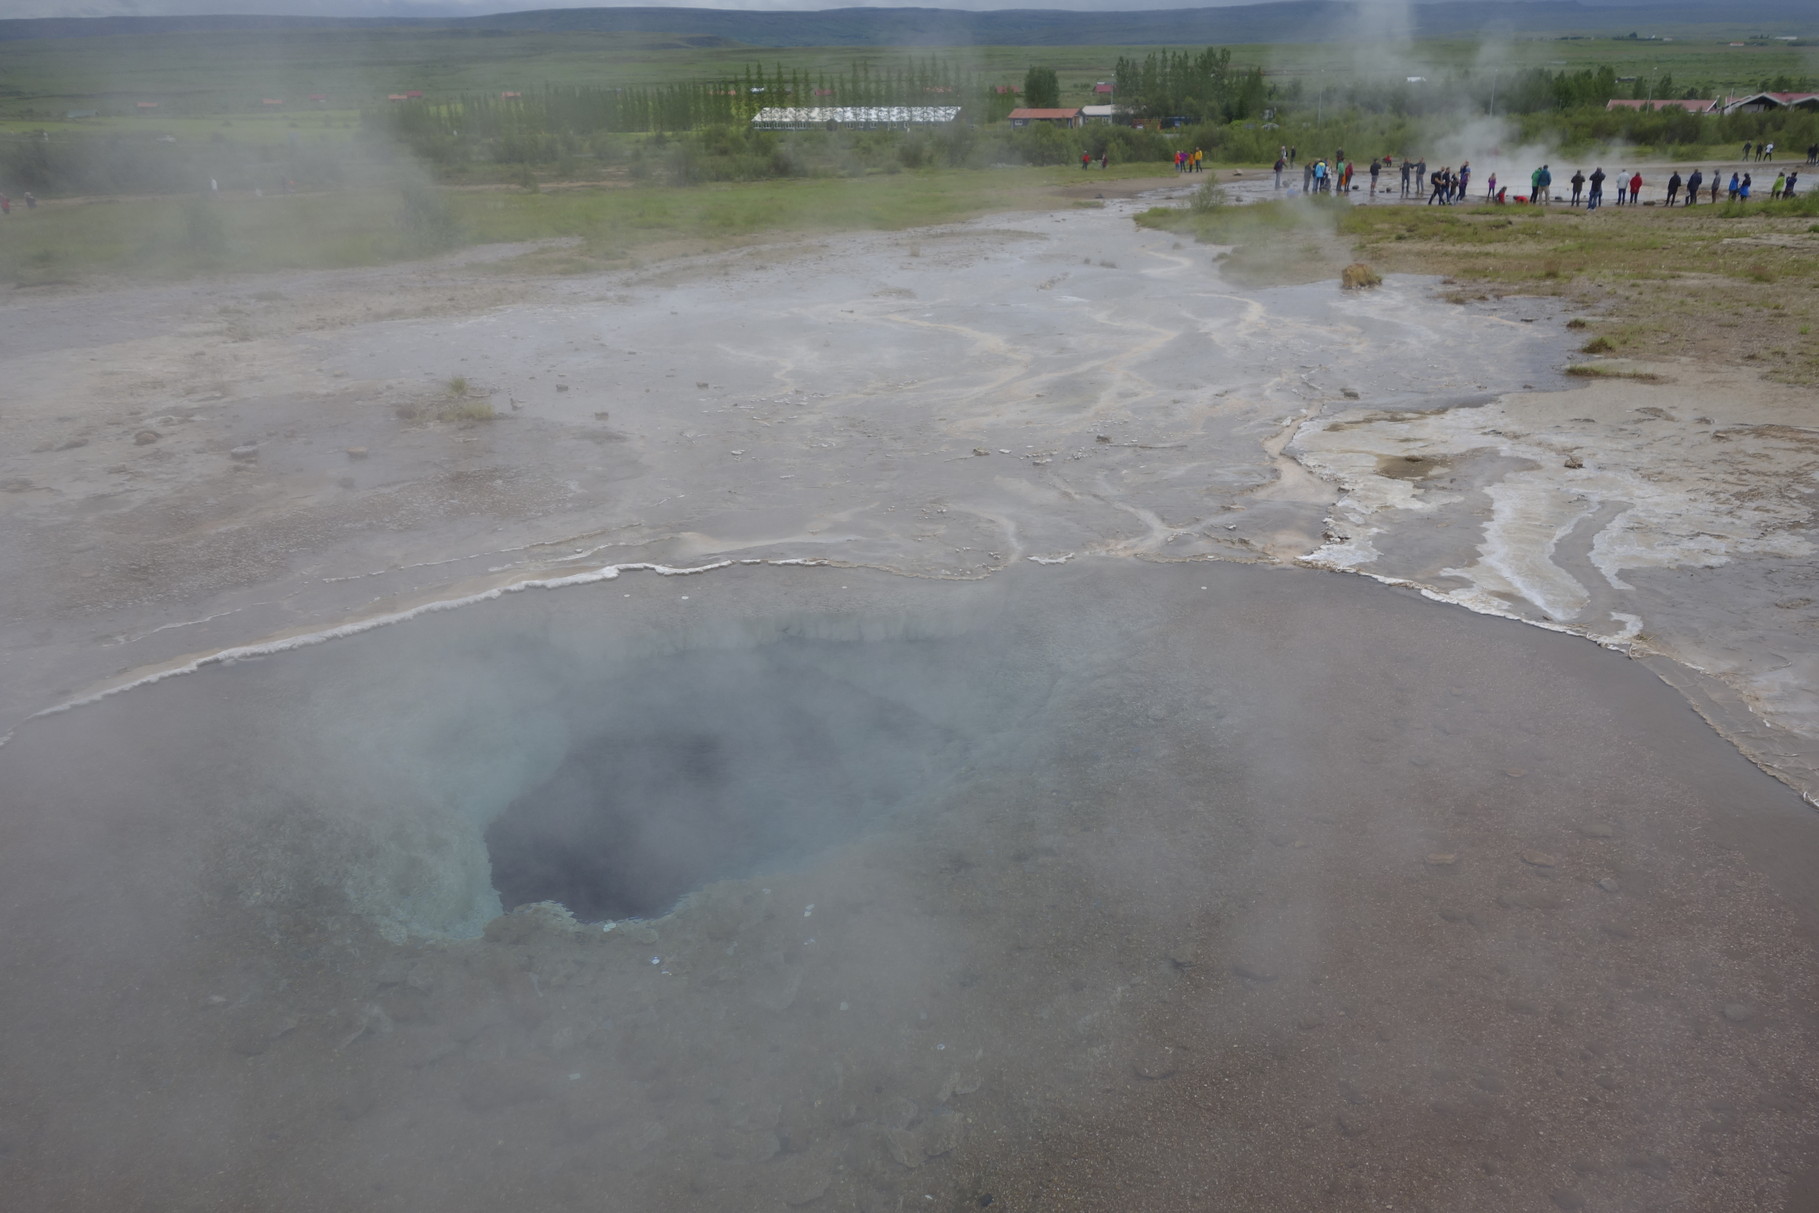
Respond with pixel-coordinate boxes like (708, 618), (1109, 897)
(1570, 169), (1585, 206)
(22, 191), (34, 210)
(1369, 157), (1381, 195)
(1728, 171), (1741, 201)
(1761, 142), (1774, 162)
(1785, 170), (1800, 198)
(1739, 173), (1752, 202)
(1587, 167), (1605, 210)
(1665, 170), (1681, 206)
(1486, 171), (1498, 201)
(1456, 161), (1470, 202)
(1771, 171), (1785, 200)
(1428, 165), (1449, 205)
(1710, 173), (1720, 203)
(1401, 158), (1412, 196)
(1684, 168), (1701, 205)
(1742, 140), (1753, 160)
(1274, 154), (1285, 187)
(1627, 171), (1642, 204)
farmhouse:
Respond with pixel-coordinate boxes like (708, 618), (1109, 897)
(1723, 91), (1819, 113)
(1080, 105), (1118, 123)
(750, 106), (961, 130)
(1007, 107), (1083, 128)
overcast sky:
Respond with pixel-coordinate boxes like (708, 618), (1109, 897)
(6, 0), (1492, 19)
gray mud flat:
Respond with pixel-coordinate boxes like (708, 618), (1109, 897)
(3, 560), (1817, 1212)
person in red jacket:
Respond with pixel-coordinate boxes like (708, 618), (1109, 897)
(1627, 171), (1642, 204)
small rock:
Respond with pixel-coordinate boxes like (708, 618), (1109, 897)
(1133, 1043), (1179, 1079)
(345, 446), (369, 459)
(936, 1069), (982, 1102)
(229, 444), (259, 461)
(1722, 1003), (1755, 1023)
(55, 438), (88, 451)
(1095, 435), (1112, 443)
(696, 381), (710, 389)
(1341, 388), (1361, 400)
(881, 1126), (922, 1169)
(972, 448), (990, 456)
(1519, 850), (1561, 868)
(1597, 877), (1621, 893)
(775, 1156), (832, 1206)
(920, 1114), (961, 1158)
(555, 384), (569, 392)
(879, 1096), (918, 1131)
(134, 430), (161, 445)
(1563, 454), (1584, 469)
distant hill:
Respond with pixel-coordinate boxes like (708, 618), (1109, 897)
(0, 2), (1811, 46)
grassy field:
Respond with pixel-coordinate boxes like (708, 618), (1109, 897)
(1142, 188), (1819, 384)
(0, 163), (1172, 286)
(1, 27), (1811, 122)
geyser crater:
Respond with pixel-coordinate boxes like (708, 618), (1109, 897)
(481, 637), (997, 922)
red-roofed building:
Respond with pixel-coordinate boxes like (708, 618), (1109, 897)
(1008, 107), (1082, 128)
(1093, 82), (1114, 95)
(501, 92), (522, 99)
(1605, 98), (1718, 113)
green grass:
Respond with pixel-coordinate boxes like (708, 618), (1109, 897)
(1136, 185), (1819, 382)
(0, 163), (1174, 286)
(1563, 363), (1666, 381)
(1, 27), (1810, 124)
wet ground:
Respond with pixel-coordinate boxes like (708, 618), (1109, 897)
(4, 559), (1819, 1213)
(3, 179), (1819, 1210)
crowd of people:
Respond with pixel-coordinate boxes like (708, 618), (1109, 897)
(1266, 145), (1804, 209)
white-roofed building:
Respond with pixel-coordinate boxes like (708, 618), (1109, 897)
(751, 106), (963, 131)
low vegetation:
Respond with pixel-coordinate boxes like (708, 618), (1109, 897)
(1148, 188), (1819, 384)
